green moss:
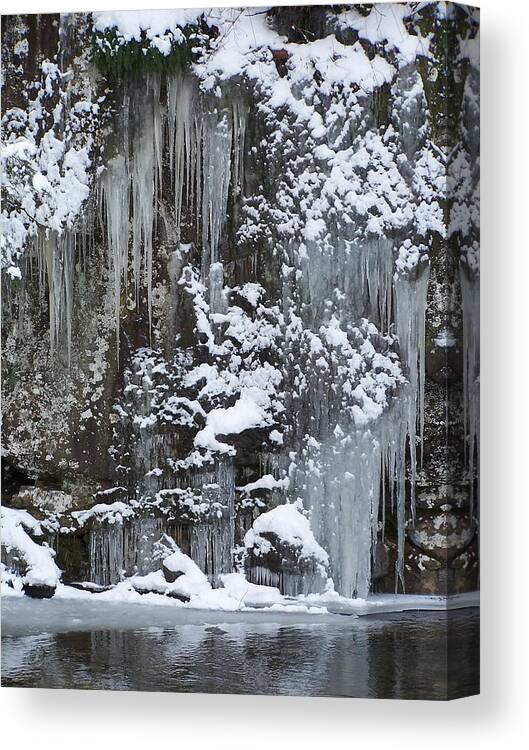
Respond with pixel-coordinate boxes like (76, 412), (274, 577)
(92, 26), (200, 80)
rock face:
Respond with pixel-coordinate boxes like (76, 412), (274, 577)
(1, 6), (479, 597)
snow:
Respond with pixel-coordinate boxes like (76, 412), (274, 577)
(162, 547), (210, 598)
(245, 502), (329, 566)
(195, 10), (397, 96)
(304, 218), (326, 241)
(93, 10), (204, 46)
(237, 474), (289, 495)
(131, 567), (294, 610)
(1, 502), (478, 617)
(1, 578), (479, 626)
(71, 501), (135, 527)
(194, 388), (275, 454)
(219, 572), (284, 606)
(1, 58), (98, 355)
(237, 282), (263, 307)
(2, 507), (44, 536)
(335, 4), (431, 65)
(434, 328), (457, 348)
(269, 429), (283, 445)
(133, 568), (211, 601)
(1, 70), (94, 247)
(1, 507), (61, 587)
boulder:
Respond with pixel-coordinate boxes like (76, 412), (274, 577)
(23, 582), (56, 599)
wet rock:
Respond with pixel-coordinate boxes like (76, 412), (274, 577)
(334, 27), (359, 47)
(372, 540), (389, 581)
(1, 6), (479, 600)
(10, 481), (104, 522)
(269, 6), (327, 43)
(23, 582), (56, 598)
(162, 562), (184, 583)
(166, 590), (190, 603)
(65, 581), (112, 593)
(54, 532), (90, 583)
(245, 531), (328, 596)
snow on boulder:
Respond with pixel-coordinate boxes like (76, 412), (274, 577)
(162, 546), (209, 590)
(245, 502), (329, 567)
(237, 474), (289, 496)
(1, 506), (61, 596)
(132, 539), (212, 602)
(243, 503), (331, 596)
(194, 388), (274, 454)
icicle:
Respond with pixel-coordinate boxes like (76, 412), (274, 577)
(460, 264), (480, 517)
(232, 98), (248, 205)
(167, 73), (196, 238)
(301, 236), (394, 332)
(296, 428), (383, 599)
(381, 402), (409, 592)
(287, 250), (428, 598)
(248, 565), (280, 589)
(130, 75), (162, 338)
(89, 523), (124, 586)
(89, 516), (167, 585)
(36, 227), (75, 361)
(209, 261), (227, 315)
(201, 108), (233, 273)
(390, 258), (430, 584)
(190, 458), (235, 584)
(62, 231), (74, 364)
(394, 260), (430, 471)
(100, 154), (130, 357)
(123, 516), (165, 575)
(363, 238), (394, 333)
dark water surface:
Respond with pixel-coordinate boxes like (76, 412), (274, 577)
(1, 599), (479, 700)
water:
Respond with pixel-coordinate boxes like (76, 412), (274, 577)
(1, 599), (479, 699)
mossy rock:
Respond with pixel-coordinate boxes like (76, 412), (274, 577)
(92, 21), (209, 80)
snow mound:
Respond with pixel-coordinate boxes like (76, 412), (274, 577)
(162, 547), (211, 594)
(1, 506), (61, 588)
(220, 572), (284, 606)
(133, 568), (211, 601)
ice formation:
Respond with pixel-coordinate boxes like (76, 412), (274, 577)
(1, 5), (480, 601)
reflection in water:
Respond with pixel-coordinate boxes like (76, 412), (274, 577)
(1, 610), (479, 699)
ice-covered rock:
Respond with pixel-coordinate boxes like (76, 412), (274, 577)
(244, 502), (331, 596)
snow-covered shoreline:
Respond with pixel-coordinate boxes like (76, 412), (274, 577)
(2, 576), (479, 626)
(1, 497), (479, 619)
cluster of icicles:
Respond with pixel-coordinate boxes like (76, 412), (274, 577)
(98, 73), (248, 353)
(287, 262), (430, 597)
(24, 73), (246, 362)
(27, 71), (435, 598)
